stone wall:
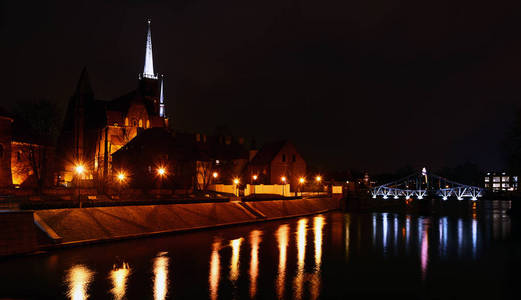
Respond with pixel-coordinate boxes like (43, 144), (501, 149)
(0, 211), (39, 256)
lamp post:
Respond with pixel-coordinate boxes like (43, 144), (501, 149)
(252, 175), (258, 197)
(157, 167), (166, 199)
(75, 164), (85, 208)
(233, 178), (240, 197)
(299, 177), (305, 197)
(315, 175), (322, 196)
(281, 176), (286, 197)
(117, 172), (126, 200)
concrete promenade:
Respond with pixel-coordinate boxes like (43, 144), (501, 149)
(1, 197), (340, 256)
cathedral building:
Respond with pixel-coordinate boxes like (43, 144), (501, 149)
(57, 20), (169, 188)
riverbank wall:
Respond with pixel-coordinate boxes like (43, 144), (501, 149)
(0, 197), (340, 256)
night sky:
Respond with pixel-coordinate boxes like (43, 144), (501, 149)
(1, 0), (521, 173)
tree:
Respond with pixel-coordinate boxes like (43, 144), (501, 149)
(13, 99), (63, 192)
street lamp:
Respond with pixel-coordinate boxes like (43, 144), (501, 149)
(252, 175), (258, 197)
(315, 175), (322, 196)
(281, 176), (286, 196)
(116, 172), (126, 200)
(233, 178), (240, 197)
(157, 167), (166, 198)
(299, 177), (305, 197)
(75, 164), (85, 208)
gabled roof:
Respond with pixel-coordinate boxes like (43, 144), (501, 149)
(250, 140), (288, 165)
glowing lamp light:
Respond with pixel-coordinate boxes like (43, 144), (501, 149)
(299, 177), (305, 184)
(315, 176), (322, 182)
(417, 196), (423, 200)
(212, 172), (218, 179)
(233, 178), (239, 185)
(383, 195), (388, 199)
(457, 197), (463, 201)
(394, 196), (399, 199)
(252, 175), (258, 181)
(442, 196), (448, 201)
(157, 167), (166, 176)
(117, 172), (126, 182)
(372, 195), (377, 199)
(281, 176), (286, 183)
(75, 164), (85, 175)
(471, 197), (477, 201)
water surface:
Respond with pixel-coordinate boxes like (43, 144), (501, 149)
(0, 200), (517, 299)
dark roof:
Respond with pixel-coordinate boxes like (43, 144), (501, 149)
(250, 140), (288, 165)
(113, 128), (206, 161)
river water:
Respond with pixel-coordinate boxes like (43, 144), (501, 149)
(0, 200), (518, 299)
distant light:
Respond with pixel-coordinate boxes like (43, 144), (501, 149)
(281, 176), (286, 183)
(457, 197), (463, 201)
(372, 195), (377, 199)
(252, 175), (258, 181)
(212, 172), (218, 179)
(442, 196), (448, 201)
(394, 196), (398, 199)
(299, 177), (305, 184)
(346, 180), (349, 184)
(471, 197), (477, 201)
(75, 164), (85, 175)
(418, 196), (423, 200)
(157, 167), (166, 176)
(117, 172), (126, 182)
(233, 178), (239, 185)
(315, 176), (322, 182)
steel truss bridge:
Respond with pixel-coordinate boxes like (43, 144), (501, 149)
(370, 170), (483, 201)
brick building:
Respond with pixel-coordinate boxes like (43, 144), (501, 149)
(56, 20), (169, 188)
(248, 140), (306, 190)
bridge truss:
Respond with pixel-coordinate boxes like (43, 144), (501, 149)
(370, 170), (483, 201)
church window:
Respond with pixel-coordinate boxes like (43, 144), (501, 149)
(125, 118), (129, 126)
(146, 120), (150, 128)
(133, 120), (137, 127)
(139, 119), (143, 128)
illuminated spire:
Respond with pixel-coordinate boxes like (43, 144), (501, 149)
(159, 75), (165, 117)
(143, 19), (157, 79)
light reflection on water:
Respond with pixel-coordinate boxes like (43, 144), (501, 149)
(209, 240), (221, 300)
(153, 252), (169, 300)
(249, 230), (262, 299)
(229, 238), (242, 283)
(110, 262), (130, 300)
(276, 224), (289, 300)
(65, 264), (94, 300)
(27, 202), (511, 299)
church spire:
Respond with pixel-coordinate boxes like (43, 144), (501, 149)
(143, 19), (157, 79)
(159, 75), (165, 117)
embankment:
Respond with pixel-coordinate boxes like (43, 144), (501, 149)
(1, 197), (340, 256)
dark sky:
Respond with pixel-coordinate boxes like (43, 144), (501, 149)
(1, 0), (521, 173)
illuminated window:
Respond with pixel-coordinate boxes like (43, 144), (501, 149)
(125, 117), (129, 126)
(139, 119), (143, 128)
(493, 177), (500, 182)
(493, 183), (500, 188)
(514, 176), (518, 182)
(484, 177), (490, 182)
(146, 120), (150, 128)
(133, 120), (137, 127)
(502, 176), (509, 182)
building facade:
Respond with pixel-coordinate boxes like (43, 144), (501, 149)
(484, 172), (519, 192)
(57, 20), (169, 188)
